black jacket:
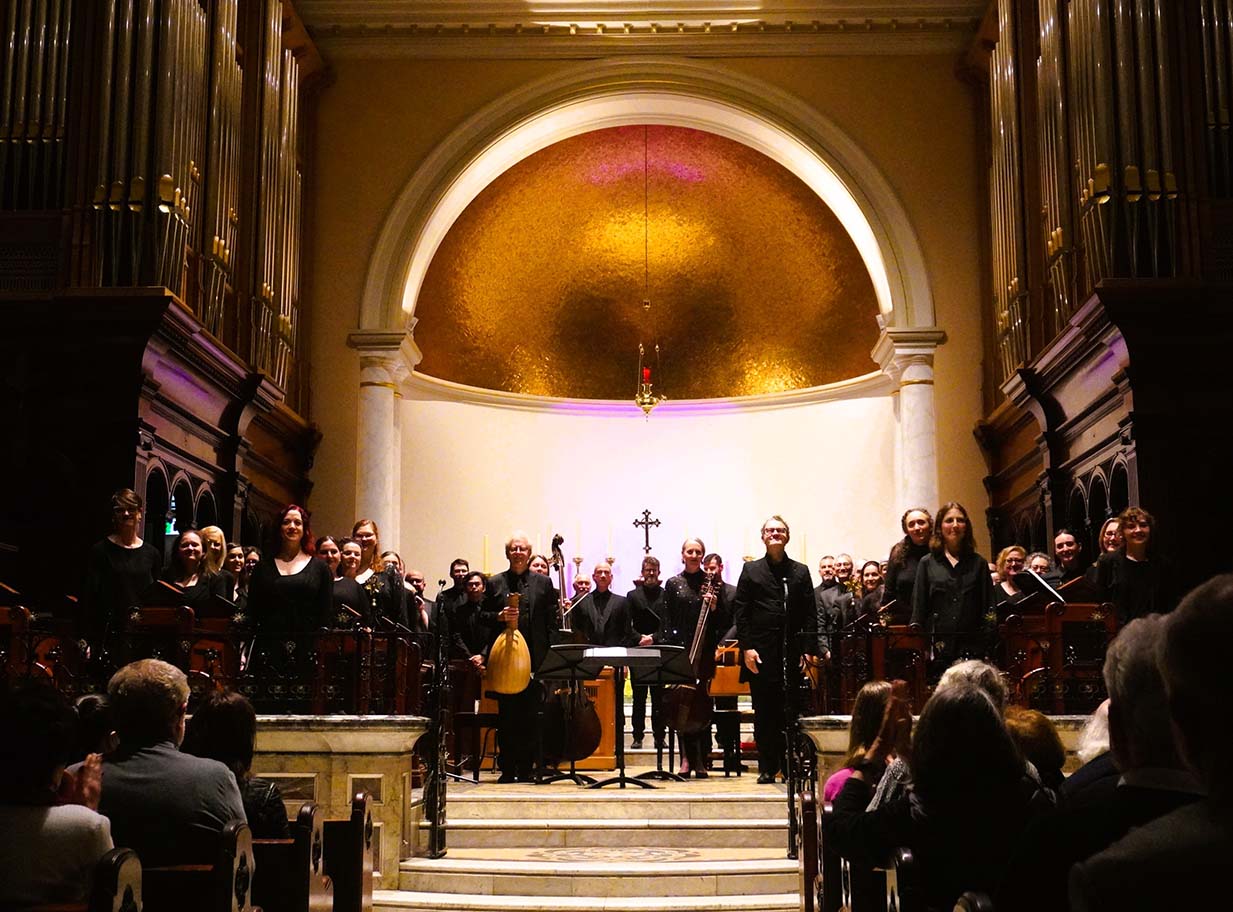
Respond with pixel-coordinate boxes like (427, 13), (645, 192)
(733, 553), (816, 683)
(482, 568), (561, 671)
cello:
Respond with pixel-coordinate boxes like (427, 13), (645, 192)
(663, 568), (719, 734)
(541, 534), (603, 764)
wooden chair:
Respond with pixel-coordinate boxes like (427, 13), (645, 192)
(323, 793), (374, 912)
(142, 821), (255, 912)
(0, 602), (31, 679)
(252, 803), (331, 912)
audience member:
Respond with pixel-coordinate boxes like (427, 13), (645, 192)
(1058, 699), (1117, 807)
(1004, 707), (1066, 790)
(1001, 616), (1204, 911)
(1068, 578), (1233, 910)
(72, 693), (117, 764)
(91, 659), (246, 865)
(182, 690), (289, 838)
(0, 683), (114, 906)
(829, 683), (1036, 909)
(823, 680), (892, 802)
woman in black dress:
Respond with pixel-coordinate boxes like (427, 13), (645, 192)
(162, 529), (230, 618)
(246, 505), (333, 633)
(82, 489), (163, 654)
(856, 560), (885, 618)
(994, 545), (1030, 614)
(326, 536), (370, 626)
(881, 507), (933, 614)
(911, 501), (997, 670)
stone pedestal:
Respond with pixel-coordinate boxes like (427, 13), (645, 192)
(252, 714), (428, 887)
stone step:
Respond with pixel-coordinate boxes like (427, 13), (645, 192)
(445, 817), (786, 849)
(445, 784), (787, 820)
(375, 890), (799, 911)
(397, 848), (797, 897)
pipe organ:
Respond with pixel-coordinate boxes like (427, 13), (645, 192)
(984, 0), (1201, 387)
(0, 0), (313, 401)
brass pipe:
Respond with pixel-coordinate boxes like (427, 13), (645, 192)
(154, 0), (175, 286)
(51, 0), (70, 205)
(12, 0), (33, 206)
(93, 0), (117, 284)
(129, 0), (155, 282)
(1211, 0), (1231, 191)
(0, 0), (19, 202)
(39, 0), (62, 208)
(25, 0), (46, 207)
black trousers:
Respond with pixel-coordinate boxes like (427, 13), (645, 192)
(747, 672), (787, 776)
(631, 684), (664, 744)
(496, 680), (543, 777)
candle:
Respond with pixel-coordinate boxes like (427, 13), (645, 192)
(642, 366), (651, 384)
(483, 534), (489, 573)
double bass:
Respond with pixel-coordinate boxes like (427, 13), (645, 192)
(541, 534), (603, 764)
(663, 569), (718, 734)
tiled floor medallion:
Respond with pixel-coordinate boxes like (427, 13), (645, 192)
(523, 847), (703, 863)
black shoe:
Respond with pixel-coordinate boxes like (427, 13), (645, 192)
(631, 738), (644, 750)
(497, 772), (517, 783)
(694, 768), (709, 779)
(757, 772), (776, 784)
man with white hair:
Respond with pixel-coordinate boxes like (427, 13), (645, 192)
(1067, 578), (1233, 910)
(1000, 616), (1203, 910)
(481, 532), (564, 783)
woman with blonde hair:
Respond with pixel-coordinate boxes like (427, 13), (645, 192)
(199, 526), (227, 577)
(994, 545), (1029, 611)
(351, 519), (381, 577)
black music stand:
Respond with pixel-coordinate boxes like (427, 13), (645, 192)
(629, 644), (694, 783)
(589, 644), (687, 789)
(535, 644), (603, 786)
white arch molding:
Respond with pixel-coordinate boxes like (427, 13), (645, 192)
(349, 57), (946, 528)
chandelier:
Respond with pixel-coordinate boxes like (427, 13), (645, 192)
(634, 125), (666, 418)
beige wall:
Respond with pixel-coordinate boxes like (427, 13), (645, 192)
(306, 53), (989, 555)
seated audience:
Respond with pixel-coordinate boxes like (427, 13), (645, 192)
(91, 658), (246, 865)
(1059, 699), (1117, 807)
(0, 683), (114, 906)
(182, 690), (290, 838)
(1000, 616), (1204, 911)
(823, 680), (893, 801)
(1004, 707), (1066, 790)
(829, 683), (1037, 909)
(1068, 578), (1233, 910)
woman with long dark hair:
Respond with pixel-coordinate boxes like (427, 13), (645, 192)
(162, 529), (230, 618)
(823, 679), (893, 801)
(910, 502), (997, 668)
(882, 507), (933, 610)
(856, 560), (885, 618)
(246, 505), (333, 632)
(828, 684), (1037, 908)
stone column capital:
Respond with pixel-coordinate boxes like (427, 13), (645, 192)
(872, 327), (947, 382)
(348, 329), (418, 389)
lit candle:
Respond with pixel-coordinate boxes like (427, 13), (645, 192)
(642, 366), (652, 384)
(483, 534), (489, 573)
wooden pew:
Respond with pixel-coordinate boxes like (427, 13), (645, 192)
(322, 793), (374, 912)
(252, 803), (331, 912)
(883, 847), (919, 912)
(954, 893), (995, 911)
(798, 788), (821, 912)
(819, 803), (853, 912)
(91, 847), (144, 912)
(141, 821), (255, 912)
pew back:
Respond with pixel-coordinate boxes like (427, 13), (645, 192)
(322, 792), (374, 912)
(142, 821), (254, 912)
(252, 803), (331, 912)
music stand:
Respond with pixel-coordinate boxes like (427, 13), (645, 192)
(1012, 570), (1067, 605)
(536, 644), (604, 786)
(599, 644), (688, 789)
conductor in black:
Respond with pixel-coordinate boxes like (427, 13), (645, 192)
(733, 515), (818, 783)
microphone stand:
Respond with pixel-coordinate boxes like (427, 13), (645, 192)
(782, 579), (799, 861)
(426, 578), (453, 858)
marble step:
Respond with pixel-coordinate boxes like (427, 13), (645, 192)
(397, 847), (797, 897)
(375, 890), (799, 911)
(445, 817), (786, 849)
(376, 891), (799, 911)
(446, 785), (787, 820)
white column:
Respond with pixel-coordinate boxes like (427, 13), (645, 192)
(874, 328), (946, 512)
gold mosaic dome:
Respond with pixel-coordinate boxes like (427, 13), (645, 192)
(413, 125), (879, 400)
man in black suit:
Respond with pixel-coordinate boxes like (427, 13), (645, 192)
(573, 561), (636, 647)
(734, 516), (817, 783)
(406, 567), (436, 632)
(481, 532), (563, 783)
(627, 555), (666, 750)
(1067, 575), (1233, 911)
